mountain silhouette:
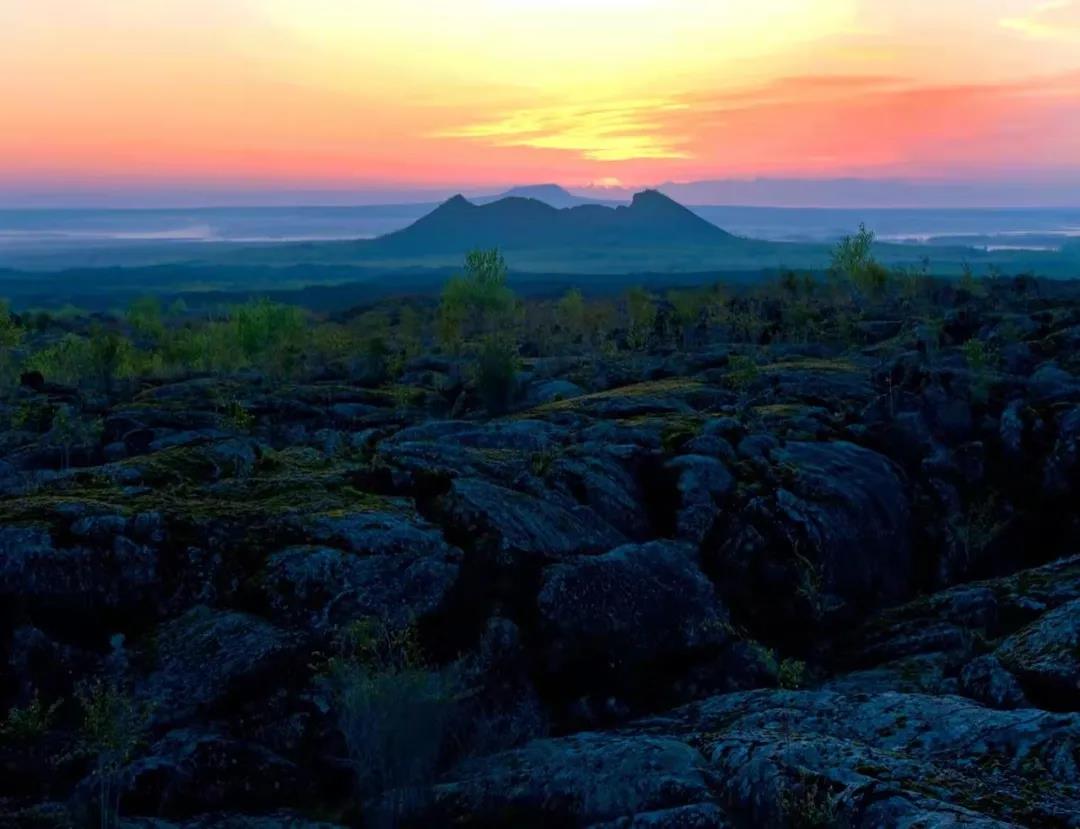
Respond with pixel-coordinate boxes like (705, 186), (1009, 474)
(368, 190), (738, 255)
(475, 184), (620, 208)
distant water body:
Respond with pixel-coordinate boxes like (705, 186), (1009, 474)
(1, 205), (1079, 255)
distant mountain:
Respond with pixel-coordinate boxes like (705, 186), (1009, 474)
(368, 189), (738, 255)
(475, 184), (622, 209)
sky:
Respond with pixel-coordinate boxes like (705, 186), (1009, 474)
(2, 0), (1080, 203)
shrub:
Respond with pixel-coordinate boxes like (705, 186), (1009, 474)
(25, 333), (94, 386)
(325, 620), (457, 825)
(726, 355), (759, 390)
(831, 223), (888, 299)
(962, 339), (998, 403)
(48, 405), (103, 469)
(222, 399), (255, 432)
(88, 325), (135, 391)
(667, 287), (715, 348)
(126, 296), (165, 344)
(777, 658), (807, 690)
(77, 680), (149, 829)
(0, 692), (61, 743)
(555, 288), (586, 345)
(778, 772), (840, 829)
(0, 299), (23, 350)
(397, 305), (424, 360)
(474, 334), (518, 415)
(625, 286), (656, 351)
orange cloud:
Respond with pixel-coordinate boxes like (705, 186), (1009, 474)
(435, 99), (693, 161)
(435, 72), (1080, 181)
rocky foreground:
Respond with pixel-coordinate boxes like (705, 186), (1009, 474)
(2, 280), (1080, 827)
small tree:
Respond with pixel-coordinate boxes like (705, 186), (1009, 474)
(437, 249), (515, 350)
(77, 680), (149, 829)
(830, 223), (887, 300)
(49, 405), (103, 469)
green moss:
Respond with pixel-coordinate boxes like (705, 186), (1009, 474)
(0, 490), (132, 529)
(532, 378), (706, 413)
(759, 357), (859, 373)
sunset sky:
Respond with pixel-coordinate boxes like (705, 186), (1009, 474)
(2, 0), (1080, 198)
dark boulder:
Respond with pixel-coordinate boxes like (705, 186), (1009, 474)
(536, 541), (729, 713)
(436, 477), (624, 564)
(995, 598), (1080, 710)
(260, 543), (460, 632)
(118, 729), (304, 819)
(665, 455), (734, 543)
(135, 607), (299, 728)
(713, 441), (911, 647)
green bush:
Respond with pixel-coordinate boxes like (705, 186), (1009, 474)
(0, 692), (61, 743)
(831, 223), (889, 299)
(0, 299), (23, 350)
(555, 288), (586, 345)
(325, 620), (457, 825)
(48, 405), (104, 469)
(625, 286), (656, 351)
(126, 296), (165, 344)
(777, 658), (807, 690)
(474, 334), (518, 415)
(77, 680), (149, 829)
(726, 354), (759, 390)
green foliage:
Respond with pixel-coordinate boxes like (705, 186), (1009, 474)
(896, 257), (932, 303)
(11, 397), (55, 432)
(530, 447), (561, 477)
(962, 339), (998, 404)
(778, 658), (807, 690)
(726, 354), (760, 390)
(77, 679), (150, 829)
(625, 286), (656, 351)
(325, 619), (457, 823)
(222, 399), (255, 432)
(88, 325), (136, 390)
(437, 248), (515, 350)
(858, 261), (891, 299)
(232, 298), (307, 372)
(830, 223), (875, 281)
(555, 288), (586, 344)
(0, 692), (61, 743)
(157, 299), (307, 377)
(0, 299), (23, 350)
(667, 286), (726, 348)
(778, 772), (840, 829)
(48, 405), (104, 469)
(831, 223), (889, 299)
(397, 305), (424, 360)
(0, 300), (24, 386)
(25, 333), (93, 385)
(474, 334), (518, 415)
(126, 296), (165, 344)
